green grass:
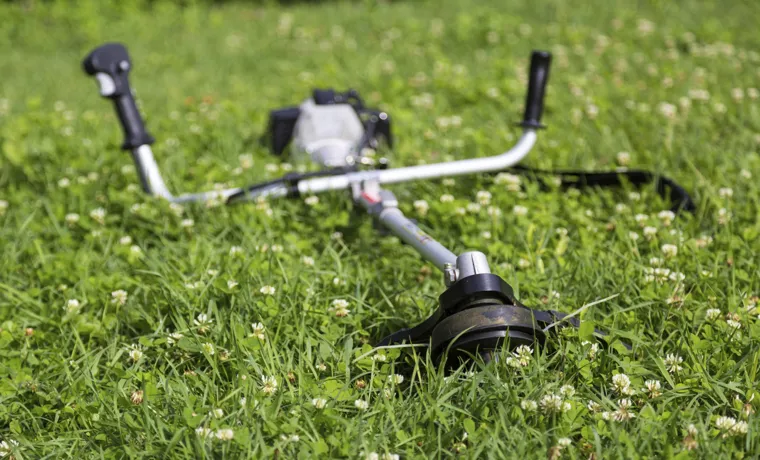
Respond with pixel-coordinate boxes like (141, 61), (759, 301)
(2, 0), (760, 457)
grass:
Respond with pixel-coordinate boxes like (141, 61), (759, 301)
(2, 0), (760, 457)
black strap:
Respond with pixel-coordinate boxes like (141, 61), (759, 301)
(509, 166), (696, 214)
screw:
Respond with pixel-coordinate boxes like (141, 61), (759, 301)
(443, 263), (458, 287)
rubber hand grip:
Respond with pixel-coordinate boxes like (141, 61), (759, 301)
(520, 50), (552, 129)
(83, 43), (154, 150)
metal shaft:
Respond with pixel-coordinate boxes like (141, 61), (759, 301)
(377, 208), (457, 270)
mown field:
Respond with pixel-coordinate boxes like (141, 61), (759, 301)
(1, 0), (760, 457)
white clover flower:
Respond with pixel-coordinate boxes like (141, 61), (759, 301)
(612, 373), (632, 394)
(185, 281), (201, 290)
(634, 213), (649, 226)
(649, 257), (663, 267)
(476, 190), (492, 205)
(332, 299), (349, 309)
(371, 353), (387, 362)
(261, 376), (278, 395)
(195, 427), (213, 438)
(334, 305), (350, 317)
(487, 206), (502, 217)
(180, 219), (194, 228)
(661, 244), (678, 258)
(643, 226), (658, 240)
(644, 380), (662, 398)
(628, 231), (640, 241)
(518, 258), (531, 269)
(628, 192), (641, 201)
(413, 200), (429, 216)
(726, 319), (742, 330)
(280, 433), (301, 442)
(271, 244), (283, 253)
(354, 399), (369, 410)
(210, 408), (224, 418)
(332, 277), (345, 286)
(439, 194), (454, 203)
(89, 207), (106, 224)
(111, 290), (128, 306)
(229, 246), (243, 256)
(251, 322), (266, 340)
(582, 341), (600, 360)
(615, 203), (628, 214)
(559, 385), (575, 398)
(513, 345), (533, 367)
(455, 207), (466, 216)
(740, 169), (752, 179)
(612, 398), (635, 421)
(227, 279), (238, 289)
(311, 398), (328, 409)
(664, 353), (684, 373)
(658, 102), (677, 119)
(616, 151), (631, 165)
(513, 205), (528, 216)
(717, 208), (731, 225)
(494, 172), (521, 191)
(557, 437), (572, 447)
(481, 231), (492, 240)
(169, 203), (184, 216)
(657, 210), (675, 226)
(202, 342), (215, 355)
(466, 202), (482, 213)
(388, 374), (404, 385)
(687, 424), (698, 437)
(65, 213), (80, 225)
(130, 245), (142, 255)
(260, 285), (276, 296)
(705, 308), (721, 321)
(58, 177), (71, 188)
(539, 394), (568, 413)
(215, 428), (234, 441)
(715, 416), (747, 437)
(194, 313), (213, 332)
(555, 227), (568, 237)
(127, 345), (143, 362)
(331, 231), (343, 241)
(301, 255), (315, 266)
(719, 187), (734, 199)
(304, 196), (319, 206)
(587, 400), (601, 412)
(119, 235), (132, 245)
(167, 332), (184, 345)
(521, 399), (538, 411)
(64, 299), (81, 314)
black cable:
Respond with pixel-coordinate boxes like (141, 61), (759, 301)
(508, 165), (696, 214)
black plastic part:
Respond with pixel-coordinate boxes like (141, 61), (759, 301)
(520, 50), (552, 129)
(266, 106), (301, 155)
(365, 110), (393, 149)
(82, 43), (154, 150)
(438, 273), (521, 314)
(430, 305), (545, 368)
(313, 88), (337, 105)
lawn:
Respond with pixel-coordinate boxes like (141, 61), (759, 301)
(2, 0), (760, 457)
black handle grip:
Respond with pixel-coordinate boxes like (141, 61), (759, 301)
(82, 43), (154, 150)
(520, 50), (552, 129)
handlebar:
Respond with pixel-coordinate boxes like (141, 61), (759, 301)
(82, 43), (155, 150)
(82, 43), (552, 204)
